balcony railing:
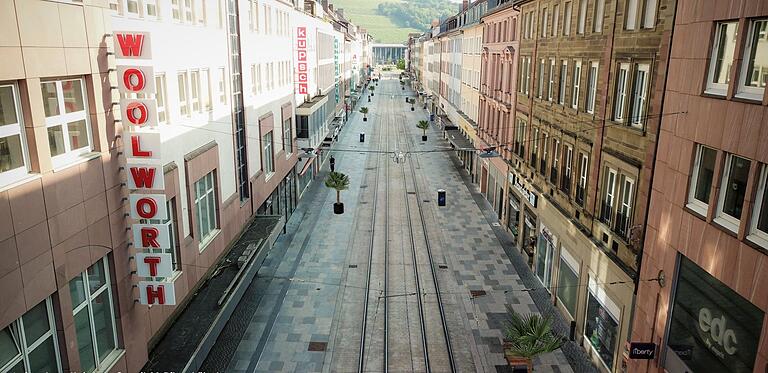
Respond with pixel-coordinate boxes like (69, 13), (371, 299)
(575, 184), (585, 206)
(599, 201), (613, 224)
(550, 167), (558, 185)
(560, 174), (571, 195)
(615, 211), (630, 241)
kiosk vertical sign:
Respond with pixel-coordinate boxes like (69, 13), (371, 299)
(295, 27), (309, 95)
(115, 31), (176, 306)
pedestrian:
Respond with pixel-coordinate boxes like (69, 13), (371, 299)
(330, 156), (336, 172)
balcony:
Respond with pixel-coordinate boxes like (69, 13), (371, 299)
(575, 184), (585, 206)
(560, 175), (571, 196)
(550, 167), (558, 185)
(599, 201), (613, 224)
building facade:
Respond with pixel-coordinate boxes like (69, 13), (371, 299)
(510, 0), (678, 370)
(0, 1), (365, 372)
(629, 2), (768, 373)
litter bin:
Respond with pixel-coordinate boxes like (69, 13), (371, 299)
(360, 132), (365, 142)
(437, 189), (446, 206)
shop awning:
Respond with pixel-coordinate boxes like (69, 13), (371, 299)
(445, 129), (474, 151)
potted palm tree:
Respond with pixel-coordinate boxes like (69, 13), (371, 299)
(325, 171), (350, 214)
(369, 85), (375, 96)
(503, 306), (565, 372)
(417, 120), (430, 141)
(360, 107), (369, 122)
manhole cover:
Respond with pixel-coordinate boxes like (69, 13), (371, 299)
(349, 264), (358, 268)
(470, 290), (487, 298)
(491, 222), (501, 227)
(308, 342), (327, 351)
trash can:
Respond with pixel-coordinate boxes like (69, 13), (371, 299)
(437, 189), (446, 206)
(360, 132), (365, 142)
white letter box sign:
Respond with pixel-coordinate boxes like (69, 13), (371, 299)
(135, 253), (174, 278)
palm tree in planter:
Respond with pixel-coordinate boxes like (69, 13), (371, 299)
(417, 120), (430, 141)
(325, 171), (350, 214)
(360, 107), (369, 122)
(503, 306), (565, 371)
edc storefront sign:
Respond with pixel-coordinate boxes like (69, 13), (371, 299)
(115, 31), (176, 306)
(295, 27), (309, 95)
(665, 256), (763, 373)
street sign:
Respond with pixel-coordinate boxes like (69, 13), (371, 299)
(629, 342), (656, 359)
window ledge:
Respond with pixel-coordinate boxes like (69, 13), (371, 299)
(0, 173), (41, 193)
(95, 348), (125, 373)
(702, 89), (727, 99)
(265, 172), (276, 182)
(52, 152), (101, 173)
(746, 233), (768, 252)
(684, 202), (708, 219)
(732, 92), (765, 104)
(198, 229), (221, 253)
(712, 216), (739, 237)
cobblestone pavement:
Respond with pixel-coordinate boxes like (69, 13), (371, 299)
(209, 75), (578, 373)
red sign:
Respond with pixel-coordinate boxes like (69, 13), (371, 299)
(296, 27), (308, 95)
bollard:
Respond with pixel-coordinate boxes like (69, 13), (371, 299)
(360, 132), (365, 142)
(437, 189), (446, 206)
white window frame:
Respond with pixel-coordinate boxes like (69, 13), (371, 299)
(553, 4), (560, 37)
(171, 0), (182, 21)
(564, 145), (573, 179)
(686, 144), (716, 215)
(70, 257), (118, 373)
(125, 0), (140, 17)
(643, 0), (658, 28)
(183, 0), (194, 23)
(537, 58), (546, 98)
(705, 21), (738, 95)
(604, 167), (617, 219)
(525, 57), (532, 95)
(0, 298), (62, 373)
(736, 18), (768, 101)
(283, 118), (293, 155)
(552, 139), (560, 175)
(715, 154), (751, 232)
(579, 153), (589, 189)
(559, 60), (568, 105)
(587, 62), (598, 113)
(194, 0), (206, 25)
(218, 67), (227, 105)
(155, 75), (167, 123)
(264, 131), (274, 175)
(42, 78), (93, 168)
(177, 72), (190, 117)
(146, 199), (181, 273)
(748, 165), (768, 248)
(620, 175), (634, 222)
(0, 83), (29, 186)
(144, 0), (159, 19)
(572, 60), (582, 109)
(548, 58), (555, 101)
(564, 1), (572, 36)
(542, 133), (549, 166)
(594, 0), (605, 32)
(614, 63), (629, 121)
(630, 63), (649, 128)
(195, 171), (218, 247)
(626, 0), (639, 30)
(201, 69), (212, 111)
(542, 7), (549, 38)
(190, 70), (201, 113)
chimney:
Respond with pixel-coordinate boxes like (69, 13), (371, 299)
(462, 0), (469, 10)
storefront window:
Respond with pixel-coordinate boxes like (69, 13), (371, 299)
(666, 256), (764, 373)
(535, 225), (555, 288)
(508, 193), (520, 244)
(557, 255), (579, 317)
(585, 291), (619, 369)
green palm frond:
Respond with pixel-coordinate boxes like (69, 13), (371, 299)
(416, 120), (430, 130)
(325, 171), (350, 191)
(503, 305), (565, 359)
(359, 107), (369, 114)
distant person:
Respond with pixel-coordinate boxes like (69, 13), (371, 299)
(330, 156), (336, 172)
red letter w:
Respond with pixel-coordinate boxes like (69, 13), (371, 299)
(116, 33), (145, 57)
(130, 167), (156, 188)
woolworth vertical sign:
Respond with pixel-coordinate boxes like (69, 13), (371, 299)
(115, 31), (177, 306)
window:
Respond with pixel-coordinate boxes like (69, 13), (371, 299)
(542, 7), (549, 37)
(250, 0), (259, 31)
(614, 63), (629, 121)
(263, 131), (274, 175)
(602, 167), (617, 223)
(0, 84), (28, 184)
(201, 69), (212, 111)
(551, 138), (560, 184)
(541, 133), (549, 173)
(594, 0), (605, 31)
(177, 73), (189, 117)
(125, 0), (139, 16)
(585, 282), (619, 370)
(283, 118), (293, 154)
(537, 59), (546, 98)
(626, 0), (638, 30)
(557, 253), (579, 317)
(563, 145), (573, 194)
(515, 119), (526, 157)
(194, 171), (218, 245)
(155, 75), (167, 123)
(184, 0), (193, 22)
(171, 0), (181, 21)
(218, 0), (225, 28)
(572, 60), (582, 109)
(0, 299), (62, 373)
(577, 153), (588, 205)
(559, 60), (568, 105)
(617, 175), (634, 237)
(548, 58), (555, 101)
(737, 19), (768, 100)
(190, 70), (200, 113)
(706, 22), (738, 94)
(630, 64), (649, 127)
(577, 0), (587, 34)
(749, 165), (768, 245)
(553, 4), (560, 37)
(251, 64), (258, 94)
(586, 62), (598, 113)
(563, 1), (572, 35)
(218, 67), (227, 105)
(41, 79), (91, 166)
(145, 0), (158, 18)
(687, 145), (717, 214)
(524, 57), (531, 95)
(70, 258), (118, 373)
(716, 154), (751, 230)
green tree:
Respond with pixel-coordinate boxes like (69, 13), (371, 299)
(417, 120), (430, 137)
(503, 306), (565, 365)
(325, 171), (350, 204)
(396, 59), (406, 70)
